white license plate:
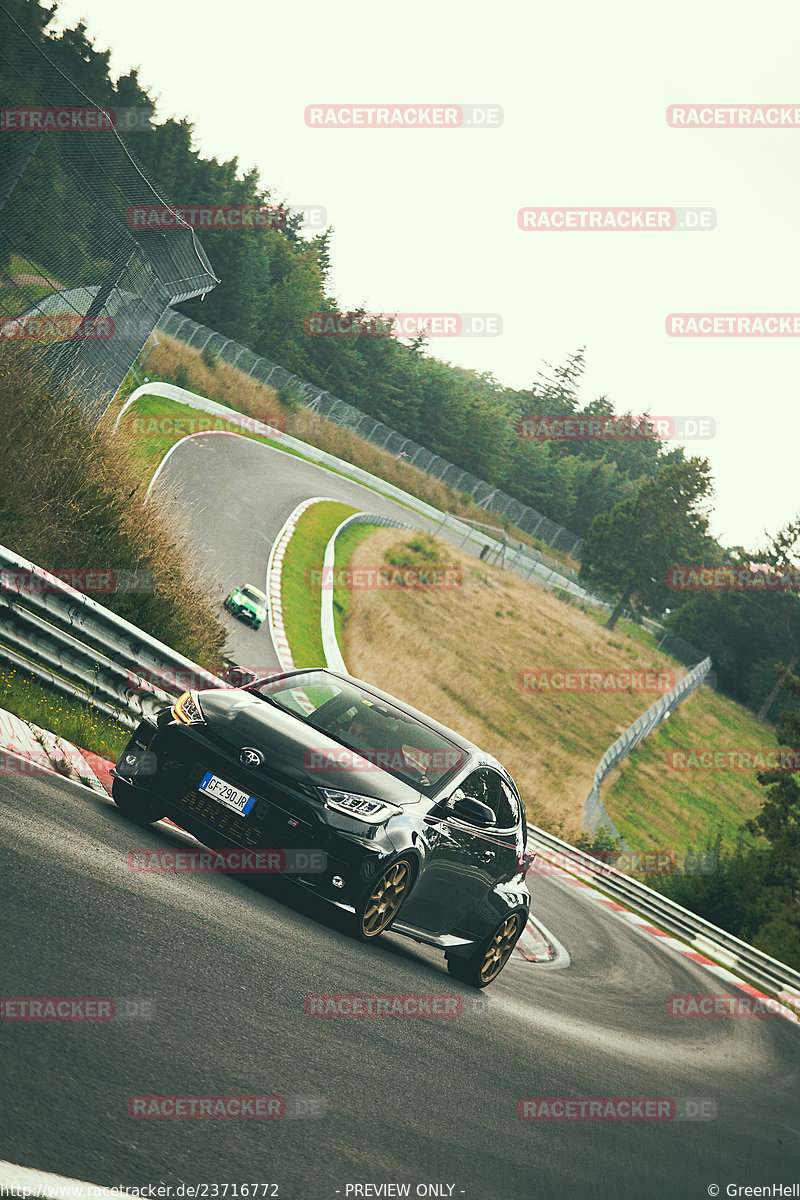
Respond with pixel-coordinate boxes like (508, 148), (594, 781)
(199, 771), (256, 815)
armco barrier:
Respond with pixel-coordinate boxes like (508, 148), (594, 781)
(319, 512), (416, 671)
(583, 656), (713, 835)
(0, 544), (226, 725)
(525, 825), (800, 1009)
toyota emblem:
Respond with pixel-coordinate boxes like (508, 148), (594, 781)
(240, 747), (263, 768)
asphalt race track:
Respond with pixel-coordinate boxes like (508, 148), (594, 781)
(2, 433), (798, 1199)
(148, 434), (447, 673)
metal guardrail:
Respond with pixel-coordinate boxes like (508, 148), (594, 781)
(319, 512), (416, 671)
(526, 825), (800, 1009)
(584, 656), (713, 835)
(0, 544), (227, 726)
(0, 551), (795, 1008)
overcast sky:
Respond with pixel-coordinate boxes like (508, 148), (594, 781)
(53, 0), (800, 550)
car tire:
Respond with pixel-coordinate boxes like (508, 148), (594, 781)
(112, 777), (166, 825)
(446, 910), (525, 988)
(354, 857), (414, 940)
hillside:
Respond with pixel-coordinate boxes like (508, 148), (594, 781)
(338, 527), (771, 848)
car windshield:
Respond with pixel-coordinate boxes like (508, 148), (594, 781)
(250, 670), (466, 795)
(240, 587), (266, 604)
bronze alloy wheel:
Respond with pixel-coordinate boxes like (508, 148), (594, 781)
(358, 860), (412, 938)
(480, 912), (523, 984)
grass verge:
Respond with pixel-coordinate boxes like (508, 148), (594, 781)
(332, 524), (379, 649)
(110, 392), (296, 482)
(0, 663), (129, 763)
(280, 501), (358, 667)
(601, 687), (779, 857)
(337, 527), (769, 841)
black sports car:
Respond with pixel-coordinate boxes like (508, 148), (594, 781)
(112, 668), (533, 987)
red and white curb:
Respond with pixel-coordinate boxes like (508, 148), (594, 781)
(0, 707), (113, 794)
(528, 848), (800, 1023)
(514, 913), (568, 965)
(265, 496), (334, 674)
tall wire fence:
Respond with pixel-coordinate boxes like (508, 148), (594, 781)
(0, 4), (218, 419)
(157, 309), (585, 560)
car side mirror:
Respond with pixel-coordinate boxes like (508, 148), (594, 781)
(519, 850), (537, 876)
(451, 795), (496, 828)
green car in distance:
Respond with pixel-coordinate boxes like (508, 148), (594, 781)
(224, 584), (269, 630)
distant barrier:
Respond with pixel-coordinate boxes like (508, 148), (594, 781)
(583, 656), (713, 834)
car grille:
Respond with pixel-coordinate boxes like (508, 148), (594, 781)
(172, 787), (315, 852)
(153, 727), (320, 851)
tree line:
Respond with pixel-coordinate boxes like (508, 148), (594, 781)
(4, 0), (799, 721)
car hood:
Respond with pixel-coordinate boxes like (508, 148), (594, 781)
(197, 689), (424, 806)
(231, 593), (264, 613)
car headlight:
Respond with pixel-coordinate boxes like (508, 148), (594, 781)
(320, 789), (402, 825)
(171, 691), (206, 725)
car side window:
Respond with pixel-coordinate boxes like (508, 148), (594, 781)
(498, 779), (521, 829)
(457, 769), (490, 807)
(482, 770), (517, 828)
(455, 768), (515, 828)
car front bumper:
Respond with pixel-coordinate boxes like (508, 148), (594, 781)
(114, 719), (394, 907)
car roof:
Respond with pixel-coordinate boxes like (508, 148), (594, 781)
(256, 667), (508, 775)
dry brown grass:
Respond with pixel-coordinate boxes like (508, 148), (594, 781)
(0, 345), (226, 671)
(129, 336), (579, 570)
(340, 529), (696, 832)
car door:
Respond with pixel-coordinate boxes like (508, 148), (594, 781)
(400, 768), (514, 936)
